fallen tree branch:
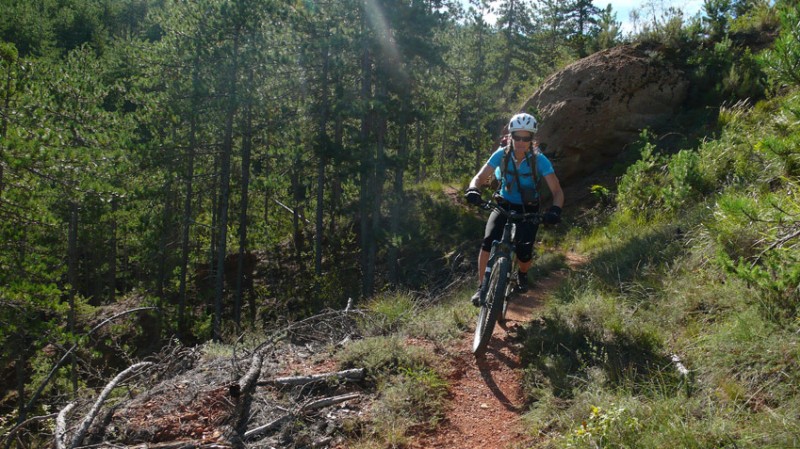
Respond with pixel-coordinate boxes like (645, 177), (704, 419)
(55, 403), (76, 449)
(69, 361), (154, 449)
(242, 414), (293, 441)
(300, 393), (360, 413)
(233, 353), (264, 436)
(242, 393), (360, 442)
(260, 368), (366, 387)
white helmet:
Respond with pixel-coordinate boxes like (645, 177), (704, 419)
(508, 113), (538, 133)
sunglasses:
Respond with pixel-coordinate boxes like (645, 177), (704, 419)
(511, 134), (533, 142)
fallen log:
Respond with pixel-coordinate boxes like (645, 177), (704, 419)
(243, 414), (293, 441)
(233, 353), (264, 435)
(300, 393), (360, 413)
(260, 368), (366, 387)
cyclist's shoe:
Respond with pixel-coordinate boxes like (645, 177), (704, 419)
(471, 288), (482, 307)
(517, 270), (529, 293)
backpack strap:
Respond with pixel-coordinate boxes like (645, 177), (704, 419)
(499, 145), (512, 192)
(525, 148), (540, 187)
(499, 146), (540, 193)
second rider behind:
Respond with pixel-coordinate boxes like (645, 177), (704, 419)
(464, 112), (565, 306)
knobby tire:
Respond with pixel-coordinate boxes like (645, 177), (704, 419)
(502, 258), (518, 323)
(473, 256), (510, 355)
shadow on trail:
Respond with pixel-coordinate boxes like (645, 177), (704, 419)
(474, 339), (524, 414)
(518, 315), (683, 398)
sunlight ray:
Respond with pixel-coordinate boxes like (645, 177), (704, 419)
(363, 0), (402, 71)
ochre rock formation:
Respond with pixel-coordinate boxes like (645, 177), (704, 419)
(523, 44), (690, 181)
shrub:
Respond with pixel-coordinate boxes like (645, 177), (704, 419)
(565, 403), (641, 448)
(358, 292), (418, 336)
(335, 335), (438, 381)
(616, 132), (668, 214)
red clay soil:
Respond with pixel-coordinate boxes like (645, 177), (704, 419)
(408, 253), (584, 449)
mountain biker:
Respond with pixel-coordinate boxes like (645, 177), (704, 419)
(464, 112), (564, 306)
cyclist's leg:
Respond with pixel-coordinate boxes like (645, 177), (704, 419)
(471, 249), (491, 306)
(476, 249), (491, 285)
(480, 209), (506, 282)
(514, 220), (539, 291)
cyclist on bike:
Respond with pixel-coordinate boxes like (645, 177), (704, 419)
(464, 112), (564, 306)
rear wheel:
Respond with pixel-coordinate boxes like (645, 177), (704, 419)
(473, 256), (510, 355)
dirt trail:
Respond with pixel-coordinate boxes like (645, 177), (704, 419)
(409, 252), (586, 449)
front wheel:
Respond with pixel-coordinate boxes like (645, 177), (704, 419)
(501, 258), (518, 323)
(473, 256), (510, 355)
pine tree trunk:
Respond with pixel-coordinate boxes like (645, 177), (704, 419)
(368, 114), (385, 295)
(157, 179), (173, 301)
(177, 112), (197, 338)
(109, 198), (117, 302)
(235, 74), (253, 328)
(330, 116), (343, 240)
(291, 155), (306, 266)
(358, 12), (374, 298)
(177, 45), (202, 338)
(214, 30), (240, 342)
(0, 59), (13, 197)
(388, 95), (409, 285)
(67, 202), (78, 394)
(475, 19), (486, 172)
(315, 35), (331, 282)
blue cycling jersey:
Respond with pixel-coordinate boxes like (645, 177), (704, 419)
(487, 147), (554, 205)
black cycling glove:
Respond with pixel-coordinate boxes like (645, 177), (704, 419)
(465, 188), (482, 205)
(543, 205), (562, 225)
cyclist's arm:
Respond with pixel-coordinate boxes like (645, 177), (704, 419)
(468, 164), (495, 190)
(543, 173), (564, 208)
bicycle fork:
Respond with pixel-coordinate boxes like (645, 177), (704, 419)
(480, 239), (511, 303)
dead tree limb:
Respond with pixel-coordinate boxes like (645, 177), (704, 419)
(55, 403), (75, 449)
(260, 368), (366, 387)
(232, 353), (264, 436)
(22, 307), (157, 422)
(300, 393), (360, 413)
(241, 393), (359, 442)
(69, 361), (154, 449)
(242, 414), (293, 441)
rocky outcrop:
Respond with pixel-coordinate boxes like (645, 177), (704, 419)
(523, 44), (690, 181)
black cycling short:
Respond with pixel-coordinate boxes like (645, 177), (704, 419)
(481, 202), (539, 262)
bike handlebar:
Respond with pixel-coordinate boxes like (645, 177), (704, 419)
(475, 199), (543, 225)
